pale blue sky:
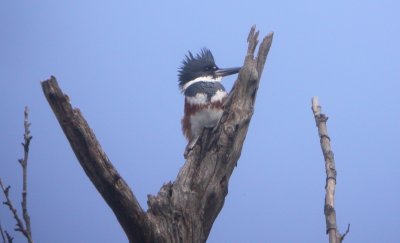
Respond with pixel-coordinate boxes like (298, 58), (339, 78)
(1, 1), (399, 242)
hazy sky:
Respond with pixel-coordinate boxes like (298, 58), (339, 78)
(1, 1), (399, 242)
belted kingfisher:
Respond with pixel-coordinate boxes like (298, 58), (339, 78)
(178, 48), (241, 143)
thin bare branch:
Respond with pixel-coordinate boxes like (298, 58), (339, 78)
(20, 106), (33, 241)
(340, 224), (350, 241)
(5, 231), (13, 243)
(0, 107), (34, 243)
(0, 220), (6, 243)
(0, 221), (14, 243)
(312, 97), (349, 243)
(0, 181), (28, 242)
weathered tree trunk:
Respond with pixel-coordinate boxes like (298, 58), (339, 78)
(41, 26), (273, 243)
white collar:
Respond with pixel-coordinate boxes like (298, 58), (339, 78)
(182, 76), (222, 91)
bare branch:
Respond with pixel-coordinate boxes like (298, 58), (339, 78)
(0, 220), (6, 243)
(0, 181), (29, 242)
(0, 107), (34, 243)
(20, 107), (33, 241)
(41, 77), (154, 243)
(0, 227), (14, 243)
(5, 231), (13, 243)
(311, 97), (349, 243)
(340, 224), (350, 242)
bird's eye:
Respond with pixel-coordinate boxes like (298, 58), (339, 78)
(205, 66), (217, 71)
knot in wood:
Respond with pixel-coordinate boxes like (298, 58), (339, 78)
(324, 204), (336, 215)
(320, 134), (331, 141)
(316, 114), (329, 123)
(224, 124), (236, 137)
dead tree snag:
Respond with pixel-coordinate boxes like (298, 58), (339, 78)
(41, 26), (273, 243)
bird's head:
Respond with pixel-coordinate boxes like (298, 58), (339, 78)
(178, 48), (241, 91)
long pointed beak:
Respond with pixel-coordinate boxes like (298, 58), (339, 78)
(215, 67), (241, 77)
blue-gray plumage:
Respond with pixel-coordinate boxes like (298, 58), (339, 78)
(184, 82), (226, 101)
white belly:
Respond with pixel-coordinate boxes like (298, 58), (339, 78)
(190, 108), (223, 138)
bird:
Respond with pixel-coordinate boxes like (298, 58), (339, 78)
(178, 48), (241, 146)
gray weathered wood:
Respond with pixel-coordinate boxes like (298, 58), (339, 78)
(42, 26), (273, 243)
(311, 97), (349, 243)
(41, 79), (155, 242)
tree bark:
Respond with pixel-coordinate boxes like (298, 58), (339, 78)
(41, 26), (273, 243)
(41, 79), (154, 243)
